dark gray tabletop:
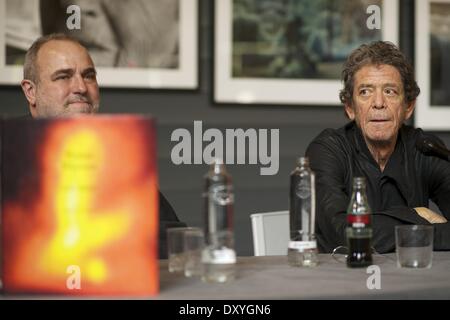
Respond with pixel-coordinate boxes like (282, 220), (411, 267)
(157, 252), (450, 299)
(2, 252), (449, 299)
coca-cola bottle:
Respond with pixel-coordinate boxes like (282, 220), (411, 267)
(346, 177), (373, 268)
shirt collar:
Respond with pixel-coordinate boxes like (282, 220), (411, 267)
(349, 121), (405, 175)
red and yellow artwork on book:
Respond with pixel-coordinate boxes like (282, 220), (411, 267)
(2, 115), (159, 296)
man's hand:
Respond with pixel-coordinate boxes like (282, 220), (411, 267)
(414, 207), (448, 224)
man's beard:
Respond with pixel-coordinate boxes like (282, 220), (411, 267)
(63, 95), (98, 113)
(51, 95), (99, 117)
(64, 103), (99, 115)
(34, 89), (100, 118)
(37, 100), (100, 118)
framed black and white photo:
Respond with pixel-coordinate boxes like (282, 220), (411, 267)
(214, 0), (399, 105)
(0, 0), (198, 89)
(415, 0), (450, 130)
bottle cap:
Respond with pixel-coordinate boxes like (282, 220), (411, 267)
(297, 157), (309, 166)
(211, 158), (225, 174)
(353, 176), (366, 186)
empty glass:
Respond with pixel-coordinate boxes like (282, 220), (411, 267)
(395, 225), (433, 268)
(167, 227), (204, 274)
(184, 228), (205, 277)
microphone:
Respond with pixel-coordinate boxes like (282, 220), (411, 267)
(415, 133), (450, 161)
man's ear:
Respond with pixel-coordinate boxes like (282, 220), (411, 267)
(344, 103), (355, 120)
(404, 100), (416, 121)
(21, 79), (37, 116)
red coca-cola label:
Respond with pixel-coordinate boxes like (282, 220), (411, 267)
(347, 214), (370, 227)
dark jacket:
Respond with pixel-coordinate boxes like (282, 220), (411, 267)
(158, 191), (186, 259)
(306, 121), (450, 253)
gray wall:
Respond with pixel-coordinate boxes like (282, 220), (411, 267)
(0, 0), (449, 256)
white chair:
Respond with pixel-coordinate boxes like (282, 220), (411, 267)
(250, 210), (289, 256)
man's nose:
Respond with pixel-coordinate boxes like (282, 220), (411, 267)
(372, 89), (386, 109)
(71, 74), (87, 94)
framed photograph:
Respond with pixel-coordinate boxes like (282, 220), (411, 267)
(214, 0), (399, 105)
(415, 0), (450, 130)
(0, 0), (198, 89)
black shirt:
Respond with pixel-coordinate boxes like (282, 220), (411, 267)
(306, 121), (450, 253)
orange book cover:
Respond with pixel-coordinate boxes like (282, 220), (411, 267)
(1, 115), (159, 296)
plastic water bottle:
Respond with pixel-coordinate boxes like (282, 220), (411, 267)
(201, 159), (236, 283)
(288, 157), (318, 267)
